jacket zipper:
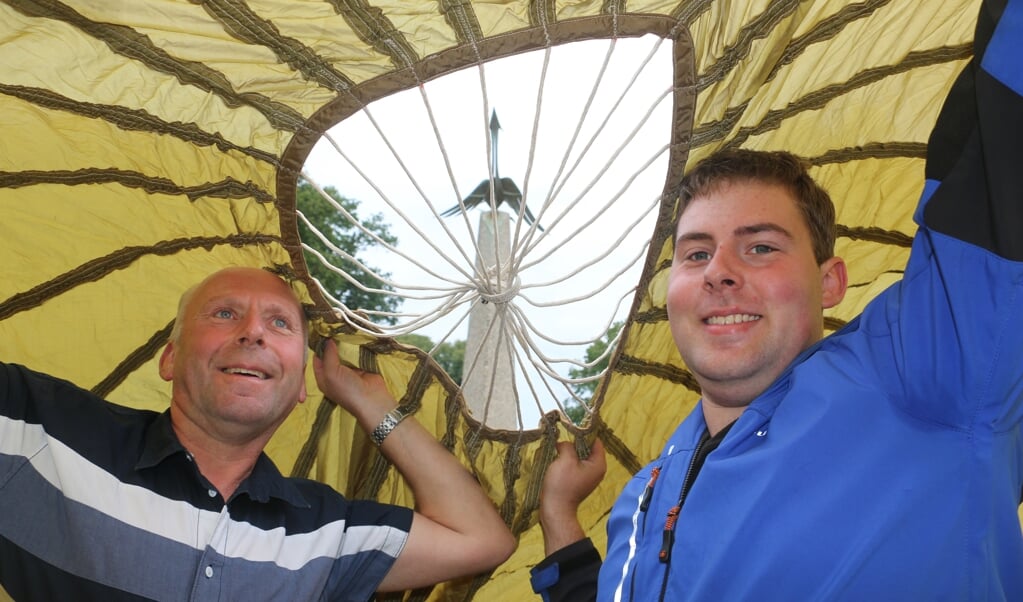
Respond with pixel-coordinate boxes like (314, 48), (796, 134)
(656, 437), (705, 602)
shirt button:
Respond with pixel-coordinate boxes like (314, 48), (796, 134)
(205, 565), (214, 578)
(207, 489), (217, 498)
(185, 453), (193, 462)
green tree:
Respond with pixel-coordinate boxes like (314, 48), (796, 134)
(297, 181), (401, 324)
(563, 321), (624, 424)
(397, 334), (466, 384)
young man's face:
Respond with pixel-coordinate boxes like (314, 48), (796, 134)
(159, 268), (308, 444)
(667, 180), (845, 407)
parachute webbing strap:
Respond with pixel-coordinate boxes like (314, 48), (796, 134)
(631, 305), (668, 324)
(695, 0), (803, 91)
(441, 388), (463, 451)
(824, 316), (849, 332)
(615, 354), (701, 392)
(199, 0), (358, 94)
(598, 420), (644, 476)
(354, 358), (435, 500)
(0, 234), (283, 321)
(354, 444), (394, 501)
(511, 416), (560, 535)
(838, 224), (915, 247)
(723, 44), (975, 152)
(91, 320), (174, 399)
(461, 418), (487, 468)
(290, 397), (336, 480)
(810, 141), (928, 165)
(498, 436), (527, 529)
(3, 0), (308, 132)
(289, 336), (439, 488)
(763, 0), (895, 83)
(0, 81), (278, 162)
(0, 168), (275, 204)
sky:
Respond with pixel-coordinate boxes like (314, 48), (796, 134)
(303, 35), (675, 428)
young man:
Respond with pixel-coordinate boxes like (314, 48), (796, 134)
(532, 0), (1023, 599)
(0, 267), (515, 600)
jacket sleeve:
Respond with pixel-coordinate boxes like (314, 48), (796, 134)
(920, 0), (1022, 261)
(529, 538), (601, 602)
(883, 0), (1023, 429)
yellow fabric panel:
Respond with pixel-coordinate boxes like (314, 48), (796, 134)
(554, 0), (613, 20)
(1, 110), (276, 196)
(0, 180), (280, 294)
(2, 1), (1014, 600)
(819, 158), (923, 233)
(370, 0), (462, 60)
(258, 4), (400, 85)
(1, 10), (289, 153)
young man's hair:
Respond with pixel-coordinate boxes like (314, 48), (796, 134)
(676, 149), (837, 264)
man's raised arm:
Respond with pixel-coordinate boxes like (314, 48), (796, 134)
(313, 339), (516, 592)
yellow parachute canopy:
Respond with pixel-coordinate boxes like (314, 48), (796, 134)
(1, 0), (1012, 600)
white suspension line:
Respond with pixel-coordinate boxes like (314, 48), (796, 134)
(516, 169), (664, 278)
(413, 79), (506, 276)
(501, 292), (631, 350)
(561, 325), (627, 374)
(516, 236), (649, 305)
(507, 332), (578, 427)
(382, 292), (477, 338)
(300, 171), (475, 286)
(416, 304), (475, 355)
(503, 314), (600, 388)
(507, 45), (555, 253)
(513, 41), (672, 260)
(507, 39), (621, 263)
(297, 237), (394, 298)
(508, 40), (630, 260)
(518, 85), (674, 261)
(302, 231), (485, 337)
(332, 102), (484, 270)
(311, 133), (480, 284)
(298, 213), (479, 306)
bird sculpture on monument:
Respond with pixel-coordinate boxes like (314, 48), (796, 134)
(441, 110), (542, 230)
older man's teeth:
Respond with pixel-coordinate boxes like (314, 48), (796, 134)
(706, 314), (760, 325)
(224, 368), (268, 379)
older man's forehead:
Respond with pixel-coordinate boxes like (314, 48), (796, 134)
(196, 270), (300, 306)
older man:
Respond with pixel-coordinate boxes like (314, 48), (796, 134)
(1, 266), (514, 600)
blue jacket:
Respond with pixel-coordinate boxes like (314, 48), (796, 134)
(599, 2), (1023, 598)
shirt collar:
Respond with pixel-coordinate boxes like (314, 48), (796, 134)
(135, 410), (311, 508)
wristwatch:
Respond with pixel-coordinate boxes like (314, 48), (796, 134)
(370, 407), (409, 446)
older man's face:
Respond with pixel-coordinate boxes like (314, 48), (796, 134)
(159, 268), (308, 444)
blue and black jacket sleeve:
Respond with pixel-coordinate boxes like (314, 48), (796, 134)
(922, 0), (1022, 261)
(530, 538), (601, 602)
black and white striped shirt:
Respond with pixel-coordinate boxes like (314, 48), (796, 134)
(0, 362), (412, 601)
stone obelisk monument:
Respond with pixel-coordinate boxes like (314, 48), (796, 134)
(441, 110), (539, 430)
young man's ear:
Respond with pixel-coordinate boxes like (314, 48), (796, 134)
(820, 256), (848, 309)
(158, 343), (175, 382)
